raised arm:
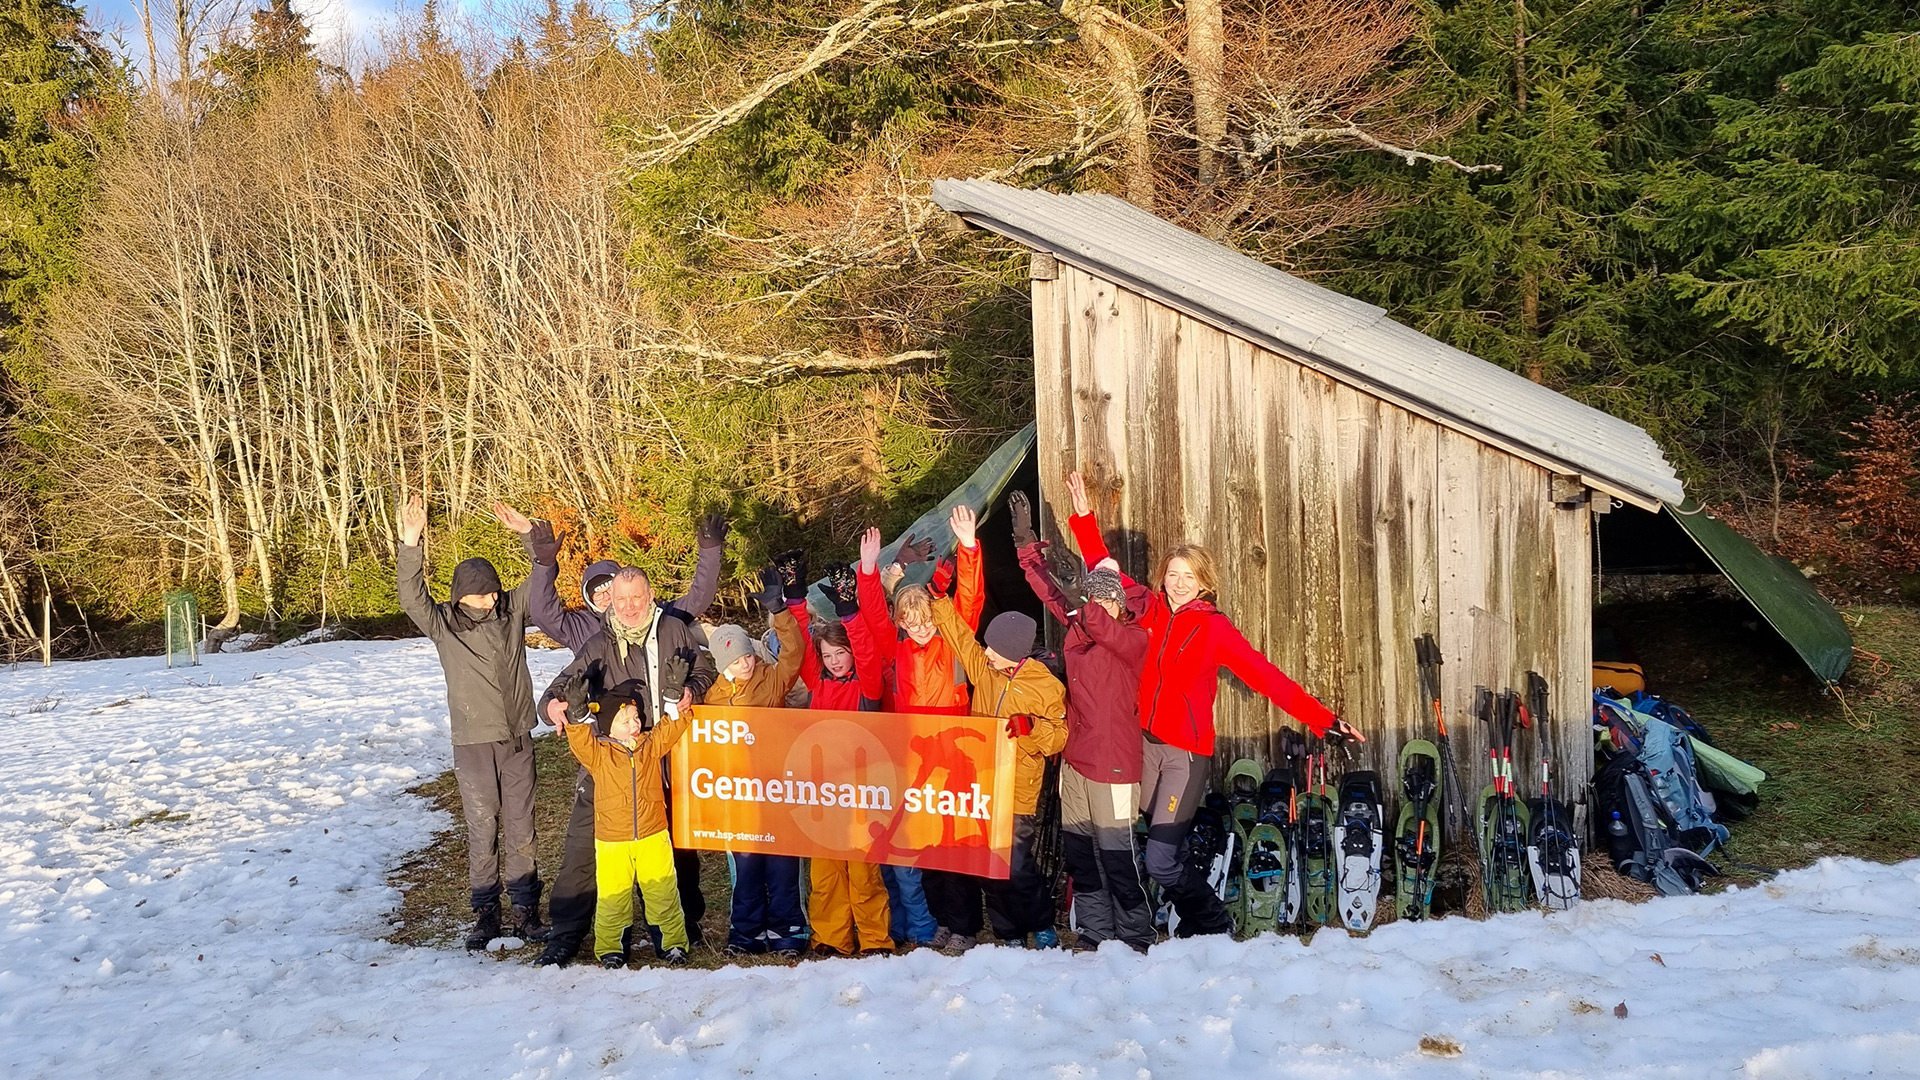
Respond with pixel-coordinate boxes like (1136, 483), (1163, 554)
(666, 512), (727, 619)
(950, 504), (986, 632)
(1079, 600), (1149, 668)
(1063, 472), (1113, 568)
(1015, 541), (1074, 627)
(493, 502), (602, 651)
(1215, 621), (1337, 736)
(395, 494), (447, 642)
(636, 712), (692, 762)
(929, 594), (993, 688)
(770, 605), (806, 695)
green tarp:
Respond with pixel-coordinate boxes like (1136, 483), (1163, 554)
(804, 422), (1035, 611)
(1663, 499), (1853, 684)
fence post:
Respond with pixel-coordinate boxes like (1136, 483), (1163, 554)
(41, 595), (51, 667)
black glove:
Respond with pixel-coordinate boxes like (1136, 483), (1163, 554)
(773, 548), (808, 600)
(562, 667), (592, 722)
(756, 565), (785, 615)
(1040, 544), (1088, 607)
(895, 533), (934, 566)
(822, 561), (860, 618)
(1009, 490), (1037, 549)
(658, 652), (692, 716)
(696, 512), (728, 549)
(526, 520), (560, 565)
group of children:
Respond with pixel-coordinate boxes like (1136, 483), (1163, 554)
(399, 472), (1360, 969)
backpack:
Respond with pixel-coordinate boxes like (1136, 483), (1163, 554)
(1590, 753), (1720, 896)
(1629, 691), (1713, 746)
(1637, 717), (1731, 852)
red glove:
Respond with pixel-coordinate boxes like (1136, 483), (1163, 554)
(1005, 714), (1034, 739)
(931, 557), (956, 597)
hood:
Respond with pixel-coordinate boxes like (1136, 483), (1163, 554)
(450, 557), (503, 600)
(581, 559), (622, 611)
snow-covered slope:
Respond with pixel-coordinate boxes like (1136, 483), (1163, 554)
(2, 641), (1916, 1079)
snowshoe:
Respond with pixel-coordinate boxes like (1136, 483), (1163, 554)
(1238, 822), (1289, 938)
(1394, 741), (1443, 921)
(1477, 786), (1533, 913)
(1335, 771), (1385, 931)
(1296, 782), (1338, 927)
(1526, 795), (1582, 911)
(1174, 797), (1238, 936)
(1223, 758), (1265, 838)
(1257, 770), (1300, 927)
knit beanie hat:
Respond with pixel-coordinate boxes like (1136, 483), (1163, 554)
(982, 611), (1037, 662)
(1084, 567), (1125, 607)
(592, 678), (650, 735)
(580, 559), (621, 610)
(450, 557), (503, 600)
(708, 624), (755, 674)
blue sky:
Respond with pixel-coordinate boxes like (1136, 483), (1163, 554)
(78, 0), (505, 71)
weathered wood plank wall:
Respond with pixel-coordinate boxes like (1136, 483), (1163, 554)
(1031, 264), (1593, 806)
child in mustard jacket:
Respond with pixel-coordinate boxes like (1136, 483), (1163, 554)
(556, 659), (694, 967)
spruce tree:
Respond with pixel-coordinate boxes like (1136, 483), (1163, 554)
(0, 0), (110, 372)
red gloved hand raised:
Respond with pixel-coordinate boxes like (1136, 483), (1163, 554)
(1005, 714), (1034, 739)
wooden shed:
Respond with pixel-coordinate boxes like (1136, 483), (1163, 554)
(932, 179), (1688, 810)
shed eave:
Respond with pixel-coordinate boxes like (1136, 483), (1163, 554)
(993, 226), (1675, 511)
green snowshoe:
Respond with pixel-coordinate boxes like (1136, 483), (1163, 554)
(1477, 784), (1533, 914)
(1394, 740), (1443, 920)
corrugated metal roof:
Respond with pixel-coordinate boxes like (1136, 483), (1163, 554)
(931, 178), (1685, 509)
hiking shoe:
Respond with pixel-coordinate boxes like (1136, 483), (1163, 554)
(941, 934), (975, 956)
(858, 947), (893, 958)
(1030, 928), (1060, 949)
(464, 904), (502, 950)
(811, 943), (843, 959)
(928, 927), (953, 951)
(509, 905), (549, 943)
(721, 944), (755, 960)
(599, 953), (626, 970)
(533, 938), (577, 968)
(662, 946), (690, 965)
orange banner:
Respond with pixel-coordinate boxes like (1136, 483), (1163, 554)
(668, 706), (1017, 879)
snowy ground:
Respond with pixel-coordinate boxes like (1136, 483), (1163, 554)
(2, 641), (1918, 1080)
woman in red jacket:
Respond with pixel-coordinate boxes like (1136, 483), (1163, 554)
(798, 527), (895, 956)
(1063, 472), (1363, 936)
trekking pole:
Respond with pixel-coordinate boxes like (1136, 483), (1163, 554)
(1416, 634), (1484, 916)
(1473, 686), (1499, 911)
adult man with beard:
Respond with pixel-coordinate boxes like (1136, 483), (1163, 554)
(493, 504), (724, 966)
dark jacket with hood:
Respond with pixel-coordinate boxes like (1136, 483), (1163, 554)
(397, 543), (537, 747)
(1016, 540), (1147, 784)
(541, 606), (719, 730)
(524, 531), (722, 653)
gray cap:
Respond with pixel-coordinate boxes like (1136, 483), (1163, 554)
(708, 624), (754, 673)
(983, 611), (1037, 662)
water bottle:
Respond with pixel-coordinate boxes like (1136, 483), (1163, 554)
(1608, 811), (1632, 872)
(1607, 811), (1629, 839)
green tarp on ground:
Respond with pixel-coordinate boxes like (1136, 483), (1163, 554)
(1663, 499), (1853, 684)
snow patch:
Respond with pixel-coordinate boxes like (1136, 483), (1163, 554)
(1, 641), (1918, 1078)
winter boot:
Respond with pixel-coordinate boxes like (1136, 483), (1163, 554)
(599, 952), (626, 969)
(509, 905), (549, 943)
(464, 903), (502, 950)
(533, 936), (578, 968)
(1030, 928), (1060, 949)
